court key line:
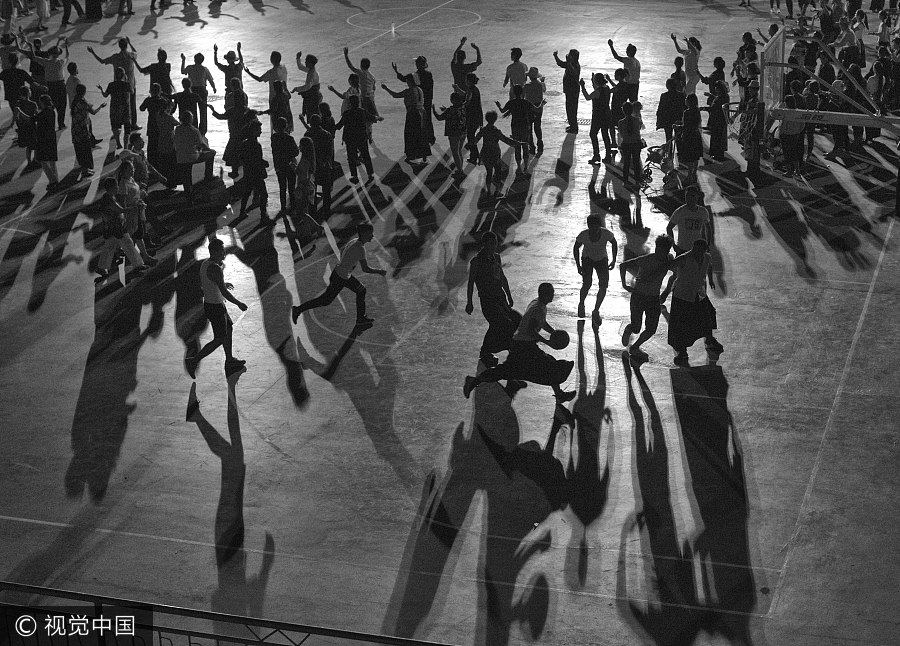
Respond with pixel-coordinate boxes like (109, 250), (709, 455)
(767, 218), (895, 618)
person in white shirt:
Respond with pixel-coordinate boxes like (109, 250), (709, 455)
(666, 185), (710, 253)
(666, 239), (723, 364)
(463, 282), (576, 402)
(573, 214), (617, 319)
(245, 51), (288, 128)
(503, 47), (528, 99)
(294, 52), (322, 118)
(180, 51), (216, 134)
(609, 39), (641, 101)
(291, 223), (386, 327)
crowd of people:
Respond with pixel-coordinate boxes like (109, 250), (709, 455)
(0, 0), (896, 382)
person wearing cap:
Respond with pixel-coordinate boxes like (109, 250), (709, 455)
(213, 42), (244, 90)
(523, 67), (546, 153)
(504, 47), (528, 99)
(133, 48), (173, 97)
(394, 55), (434, 144)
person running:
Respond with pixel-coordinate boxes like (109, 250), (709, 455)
(666, 185), (709, 253)
(523, 67), (546, 154)
(181, 52), (216, 134)
(98, 66), (132, 149)
(573, 214), (617, 319)
(465, 231), (520, 368)
(503, 47), (528, 99)
(666, 239), (723, 365)
(23, 38), (68, 129)
(188, 238), (248, 377)
(619, 235), (674, 361)
(580, 72), (614, 163)
(609, 40), (641, 101)
(553, 48), (581, 133)
(291, 222), (386, 327)
(463, 282), (575, 403)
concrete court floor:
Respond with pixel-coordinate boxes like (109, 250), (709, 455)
(0, 0), (898, 645)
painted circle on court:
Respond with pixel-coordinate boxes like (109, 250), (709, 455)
(346, 8), (482, 32)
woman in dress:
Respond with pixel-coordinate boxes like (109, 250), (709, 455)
(382, 74), (430, 164)
(14, 86), (38, 168)
(98, 66), (131, 148)
(208, 77), (249, 177)
(71, 83), (105, 179)
(676, 93), (703, 185)
(34, 94), (59, 187)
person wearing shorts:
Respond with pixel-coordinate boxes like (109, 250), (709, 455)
(620, 235), (674, 361)
(188, 238), (248, 377)
(291, 222), (386, 327)
(573, 214), (617, 319)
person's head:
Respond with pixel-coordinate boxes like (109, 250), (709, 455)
(274, 116), (287, 133)
(357, 222), (374, 243)
(466, 72), (479, 86)
(690, 238), (709, 254)
(101, 177), (118, 195)
(39, 94), (53, 110)
(742, 31), (754, 45)
(654, 235), (673, 256)
(118, 38), (128, 51)
(74, 83), (87, 100)
(622, 100), (634, 116)
(48, 46), (61, 59)
(510, 47), (522, 62)
(625, 44), (637, 57)
(414, 55), (427, 70)
(568, 48), (579, 62)
(246, 119), (262, 138)
(674, 56), (684, 69)
(128, 131), (144, 150)
(118, 158), (134, 180)
(305, 54), (318, 68)
(684, 184), (702, 206)
(879, 9), (889, 21)
(348, 73), (359, 88)
(224, 50), (236, 62)
(299, 136), (315, 162)
(309, 113), (323, 129)
(537, 282), (554, 304)
(586, 214), (602, 232)
(528, 66), (540, 80)
(360, 57), (371, 70)
(150, 82), (161, 97)
(614, 67), (627, 82)
(455, 49), (466, 63)
(854, 9), (865, 21)
(115, 66), (126, 82)
(193, 53), (204, 65)
(873, 60), (884, 75)
(480, 230), (498, 253)
(158, 48), (167, 62)
(319, 102), (332, 119)
(270, 51), (282, 66)
(713, 56), (725, 70)
(484, 110), (498, 125)
(67, 61), (77, 75)
(181, 78), (191, 91)
(688, 36), (701, 52)
(686, 92), (699, 108)
(347, 94), (360, 110)
(593, 72), (606, 88)
(32, 38), (42, 50)
(665, 77), (679, 92)
(180, 111), (195, 127)
(512, 84), (523, 98)
(208, 238), (225, 262)
(808, 80), (820, 94)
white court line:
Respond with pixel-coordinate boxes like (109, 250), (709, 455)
(346, 0), (459, 55)
(768, 218), (895, 618)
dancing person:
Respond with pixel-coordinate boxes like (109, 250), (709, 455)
(581, 72), (614, 163)
(382, 75), (430, 165)
(553, 48), (581, 133)
(496, 83), (533, 174)
(463, 72), (483, 163)
(291, 222), (386, 327)
(88, 38), (138, 130)
(187, 238), (248, 378)
(213, 42), (244, 90)
(23, 37), (68, 129)
(34, 93), (58, 188)
(656, 77), (685, 143)
(524, 67), (546, 153)
(181, 51), (216, 134)
(503, 47), (527, 98)
(620, 235), (675, 361)
(465, 231), (521, 368)
(433, 91), (467, 179)
(666, 239), (723, 365)
(671, 34), (702, 95)
(474, 110), (524, 193)
(450, 37), (481, 92)
(573, 214), (617, 319)
(463, 282), (575, 402)
(70, 83), (104, 179)
(328, 73), (359, 115)
(617, 101), (643, 189)
(172, 78), (200, 127)
(271, 115), (298, 215)
(609, 40), (641, 101)
(344, 47), (379, 140)
(98, 67), (132, 148)
(305, 113), (334, 217)
(92, 177), (147, 284)
(333, 94), (376, 184)
(245, 51), (287, 130)
(133, 47), (173, 97)
(676, 93), (703, 185)
(666, 184), (709, 255)
(704, 80), (730, 161)
(173, 111), (214, 200)
(294, 52), (322, 119)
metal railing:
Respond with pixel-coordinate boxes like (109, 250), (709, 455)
(0, 581), (456, 646)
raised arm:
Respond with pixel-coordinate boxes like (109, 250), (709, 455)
(553, 50), (565, 68)
(671, 34), (687, 55)
(97, 84), (110, 98)
(342, 47), (360, 74)
(607, 234), (618, 270)
(180, 53), (187, 75)
(453, 37), (466, 61)
(471, 43), (482, 67)
(133, 54), (151, 75)
(608, 39), (625, 62)
(213, 45), (227, 73)
(392, 62), (405, 83)
(579, 78), (593, 101)
(380, 83), (404, 98)
(327, 85), (346, 99)
(237, 42), (243, 67)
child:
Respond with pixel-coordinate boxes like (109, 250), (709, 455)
(671, 56), (686, 91)
(271, 116), (298, 214)
(93, 176), (147, 284)
(473, 110), (525, 193)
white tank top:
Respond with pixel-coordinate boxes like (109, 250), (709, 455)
(200, 259), (224, 304)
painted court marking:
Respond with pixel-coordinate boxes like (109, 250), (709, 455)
(768, 218), (895, 617)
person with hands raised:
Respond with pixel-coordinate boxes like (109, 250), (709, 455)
(451, 36), (482, 92)
(608, 39), (640, 101)
(344, 46), (379, 137)
(88, 38), (138, 128)
(294, 51), (321, 118)
(213, 42), (244, 90)
(181, 51), (216, 134)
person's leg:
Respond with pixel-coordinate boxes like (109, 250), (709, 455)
(632, 148), (642, 184)
(589, 120), (600, 159)
(532, 109), (543, 151)
(276, 170), (288, 212)
(631, 296), (661, 350)
(578, 258), (593, 317)
(346, 142), (359, 180)
(196, 87), (208, 134)
(61, 0), (70, 22)
(344, 275), (369, 321)
(448, 134), (463, 171)
(622, 293), (644, 346)
(466, 122), (479, 162)
(293, 274), (345, 320)
(664, 125), (673, 142)
(565, 91), (578, 130)
(484, 162), (494, 188)
(359, 142), (374, 177)
(129, 88), (137, 129)
(593, 265), (609, 314)
(255, 177), (268, 217)
(621, 146), (632, 183)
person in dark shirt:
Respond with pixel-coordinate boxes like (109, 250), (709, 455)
(238, 118), (269, 222)
(496, 84), (534, 173)
(172, 78), (200, 126)
(133, 48), (173, 96)
(304, 113), (334, 218)
(0, 53), (37, 116)
(334, 94), (376, 183)
(451, 36), (481, 92)
(432, 91), (467, 178)
(464, 72), (483, 163)
(271, 116), (298, 214)
(553, 48), (581, 132)
(466, 231), (521, 368)
(582, 72), (615, 162)
(395, 55), (434, 144)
